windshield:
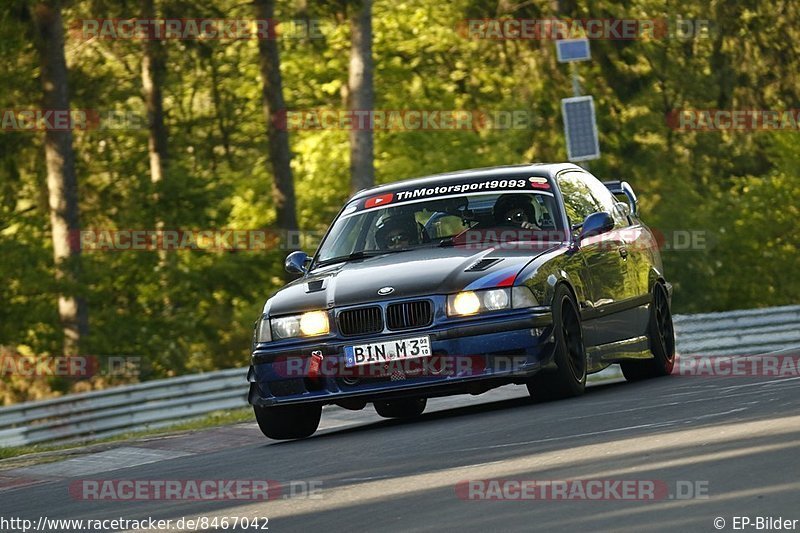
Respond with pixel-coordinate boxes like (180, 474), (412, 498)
(314, 190), (564, 265)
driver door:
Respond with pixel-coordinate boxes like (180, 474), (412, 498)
(557, 171), (630, 347)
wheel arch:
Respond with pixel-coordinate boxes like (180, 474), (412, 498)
(517, 251), (588, 311)
(553, 279), (580, 309)
(648, 267), (667, 293)
(648, 269), (672, 306)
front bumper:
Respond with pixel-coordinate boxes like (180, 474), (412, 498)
(248, 309), (554, 407)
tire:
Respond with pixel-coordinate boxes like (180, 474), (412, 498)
(373, 398), (427, 419)
(526, 285), (587, 401)
(621, 283), (676, 381)
(253, 403), (322, 440)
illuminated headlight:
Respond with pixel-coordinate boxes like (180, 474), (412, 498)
(447, 286), (539, 317)
(271, 311), (330, 339)
(450, 291), (481, 316)
(299, 310), (330, 336)
(255, 315), (272, 343)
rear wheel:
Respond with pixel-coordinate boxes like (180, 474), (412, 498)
(527, 285), (587, 401)
(373, 398), (427, 418)
(621, 283), (675, 381)
(253, 403), (322, 440)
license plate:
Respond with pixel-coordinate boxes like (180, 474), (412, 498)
(344, 336), (431, 368)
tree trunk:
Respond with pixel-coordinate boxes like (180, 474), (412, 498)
(255, 0), (300, 283)
(139, 0), (171, 281)
(140, 0), (168, 192)
(254, 0), (299, 246)
(31, 0), (88, 355)
(348, 0), (375, 193)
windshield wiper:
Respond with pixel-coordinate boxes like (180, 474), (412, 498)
(438, 234), (503, 247)
(314, 249), (404, 267)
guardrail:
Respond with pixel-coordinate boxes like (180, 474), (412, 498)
(1, 305), (798, 447)
(0, 368), (246, 447)
(673, 304), (800, 356)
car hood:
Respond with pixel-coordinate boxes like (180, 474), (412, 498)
(265, 243), (560, 315)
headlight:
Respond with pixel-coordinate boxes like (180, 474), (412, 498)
(255, 315), (271, 343)
(271, 310), (330, 339)
(451, 291), (481, 316)
(299, 310), (330, 336)
(271, 315), (300, 339)
(484, 288), (509, 310)
(447, 286), (538, 317)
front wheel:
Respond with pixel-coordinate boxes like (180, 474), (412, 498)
(373, 398), (427, 418)
(621, 283), (676, 381)
(527, 285), (587, 402)
(253, 403), (322, 440)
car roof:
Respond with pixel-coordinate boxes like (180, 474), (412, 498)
(349, 162), (584, 202)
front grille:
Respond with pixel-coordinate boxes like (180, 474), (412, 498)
(338, 306), (383, 336)
(386, 300), (433, 331)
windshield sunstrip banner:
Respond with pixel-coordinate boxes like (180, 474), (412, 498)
(353, 176), (552, 213)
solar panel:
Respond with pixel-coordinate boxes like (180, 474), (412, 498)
(556, 38), (591, 62)
(561, 96), (600, 161)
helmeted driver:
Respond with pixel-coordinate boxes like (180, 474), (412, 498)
(493, 194), (540, 229)
(375, 213), (421, 250)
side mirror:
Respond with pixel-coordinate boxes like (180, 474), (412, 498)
(285, 251), (309, 274)
(579, 212), (615, 241)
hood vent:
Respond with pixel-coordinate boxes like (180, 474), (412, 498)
(465, 258), (503, 272)
(305, 279), (326, 293)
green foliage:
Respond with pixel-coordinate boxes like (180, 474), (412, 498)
(1, 0), (798, 402)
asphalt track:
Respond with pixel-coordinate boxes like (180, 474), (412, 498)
(3, 350), (800, 533)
